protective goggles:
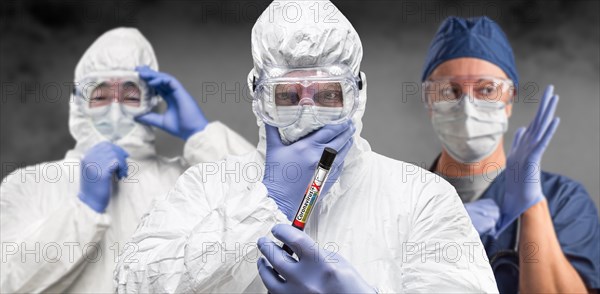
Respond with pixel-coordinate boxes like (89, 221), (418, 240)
(252, 65), (363, 127)
(74, 71), (158, 117)
(422, 76), (514, 111)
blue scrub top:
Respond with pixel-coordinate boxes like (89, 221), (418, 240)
(480, 171), (599, 292)
(430, 158), (599, 292)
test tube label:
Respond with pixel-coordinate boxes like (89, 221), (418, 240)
(293, 167), (329, 229)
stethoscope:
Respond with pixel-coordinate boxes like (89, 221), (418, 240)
(489, 217), (521, 293)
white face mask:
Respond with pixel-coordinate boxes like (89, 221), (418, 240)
(431, 96), (508, 163)
(277, 106), (344, 144)
(91, 106), (137, 142)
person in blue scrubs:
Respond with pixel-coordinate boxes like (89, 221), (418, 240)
(421, 16), (599, 293)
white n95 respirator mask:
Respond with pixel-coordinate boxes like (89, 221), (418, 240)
(431, 95), (508, 163)
(91, 106), (137, 142)
(277, 106), (344, 144)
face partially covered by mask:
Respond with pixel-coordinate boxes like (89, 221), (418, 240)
(423, 72), (514, 163)
(252, 65), (361, 144)
(69, 27), (160, 158)
(75, 71), (158, 142)
(249, 0), (364, 145)
(430, 95), (508, 163)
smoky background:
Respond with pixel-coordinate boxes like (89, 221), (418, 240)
(1, 0), (598, 209)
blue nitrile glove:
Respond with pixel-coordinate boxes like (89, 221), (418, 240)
(500, 85), (560, 235)
(78, 142), (129, 213)
(134, 66), (208, 140)
(257, 224), (376, 294)
(464, 199), (500, 236)
(262, 122), (355, 221)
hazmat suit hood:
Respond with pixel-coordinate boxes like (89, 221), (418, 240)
(249, 0), (370, 163)
(67, 27), (159, 160)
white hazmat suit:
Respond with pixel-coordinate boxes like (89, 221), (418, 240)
(0, 28), (253, 293)
(115, 2), (498, 293)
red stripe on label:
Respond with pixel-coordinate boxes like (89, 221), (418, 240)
(292, 219), (306, 230)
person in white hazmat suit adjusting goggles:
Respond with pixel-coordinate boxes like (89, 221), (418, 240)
(0, 28), (252, 293)
(114, 1), (498, 293)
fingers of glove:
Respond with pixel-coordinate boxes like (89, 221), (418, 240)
(480, 199), (501, 220)
(88, 141), (113, 154)
(264, 124), (284, 148)
(86, 143), (128, 179)
(116, 162), (128, 180)
(136, 65), (171, 88)
(105, 150), (129, 180)
(307, 121), (352, 144)
(463, 202), (478, 218)
(136, 66), (172, 83)
(147, 77), (177, 98)
(326, 123), (356, 150)
(534, 95), (559, 142)
(83, 142), (117, 165)
(257, 237), (295, 277)
(135, 112), (165, 128)
(257, 257), (286, 294)
(135, 65), (156, 80)
(510, 127), (527, 153)
(109, 145), (130, 179)
(530, 85), (554, 133)
(110, 144), (129, 160)
(533, 117), (560, 157)
(271, 224), (316, 261)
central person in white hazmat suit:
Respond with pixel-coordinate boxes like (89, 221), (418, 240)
(0, 28), (253, 293)
(115, 1), (498, 292)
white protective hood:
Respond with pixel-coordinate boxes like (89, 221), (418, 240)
(248, 0), (370, 163)
(67, 28), (159, 160)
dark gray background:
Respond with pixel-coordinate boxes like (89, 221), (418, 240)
(1, 0), (599, 210)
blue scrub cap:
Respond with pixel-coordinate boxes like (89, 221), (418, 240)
(421, 16), (519, 88)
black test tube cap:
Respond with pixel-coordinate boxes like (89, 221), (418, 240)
(319, 147), (338, 170)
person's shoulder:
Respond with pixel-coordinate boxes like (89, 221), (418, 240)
(541, 170), (584, 185)
(176, 151), (261, 186)
(1, 159), (71, 186)
(367, 151), (427, 170)
(157, 151), (262, 211)
(367, 151), (455, 196)
(1, 159), (75, 205)
(539, 170), (598, 214)
(540, 170), (589, 198)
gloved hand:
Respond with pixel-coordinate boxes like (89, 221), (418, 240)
(257, 224), (375, 294)
(464, 199), (500, 236)
(78, 142), (129, 213)
(262, 122), (354, 220)
(134, 66), (208, 140)
(501, 85), (560, 233)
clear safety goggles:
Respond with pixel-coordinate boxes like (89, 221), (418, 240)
(252, 65), (362, 127)
(422, 76), (514, 112)
(74, 71), (159, 118)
